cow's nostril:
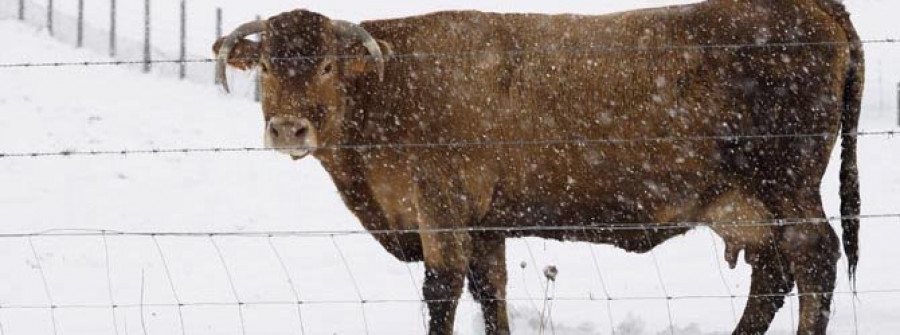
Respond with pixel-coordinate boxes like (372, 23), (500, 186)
(294, 126), (308, 138)
(269, 126), (279, 138)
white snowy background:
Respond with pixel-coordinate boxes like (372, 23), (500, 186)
(0, 0), (898, 334)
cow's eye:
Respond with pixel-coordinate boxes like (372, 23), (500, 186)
(322, 62), (334, 75)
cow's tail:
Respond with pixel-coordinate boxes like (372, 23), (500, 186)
(815, 0), (864, 284)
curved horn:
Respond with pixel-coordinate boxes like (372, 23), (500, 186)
(331, 20), (385, 81)
(215, 20), (267, 93)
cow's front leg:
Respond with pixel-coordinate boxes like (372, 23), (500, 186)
(415, 157), (496, 334)
(421, 227), (471, 335)
(467, 234), (509, 335)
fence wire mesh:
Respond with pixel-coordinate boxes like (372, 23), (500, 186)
(3, 220), (898, 334)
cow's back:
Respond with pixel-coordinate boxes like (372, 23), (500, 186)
(350, 0), (854, 227)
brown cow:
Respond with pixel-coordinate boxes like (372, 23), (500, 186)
(213, 0), (863, 334)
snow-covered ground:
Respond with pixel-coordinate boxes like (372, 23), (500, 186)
(1, 0), (899, 334)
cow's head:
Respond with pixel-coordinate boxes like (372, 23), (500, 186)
(213, 10), (385, 160)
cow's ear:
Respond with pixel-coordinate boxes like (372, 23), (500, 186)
(342, 39), (392, 78)
(212, 38), (261, 70)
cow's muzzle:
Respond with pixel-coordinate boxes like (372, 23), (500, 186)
(264, 116), (318, 160)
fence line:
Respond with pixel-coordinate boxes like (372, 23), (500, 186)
(0, 289), (896, 311)
(0, 130), (896, 160)
(2, 213), (897, 239)
(1, 38), (898, 70)
(7, 0), (261, 99)
(3, 215), (898, 330)
(2, 213), (896, 333)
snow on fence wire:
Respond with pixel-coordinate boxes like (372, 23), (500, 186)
(1, 214), (900, 335)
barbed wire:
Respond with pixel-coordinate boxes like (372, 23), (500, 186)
(0, 38), (897, 70)
(0, 288), (895, 311)
(0, 130), (896, 160)
(4, 213), (898, 239)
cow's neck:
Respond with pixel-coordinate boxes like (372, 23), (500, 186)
(314, 104), (388, 234)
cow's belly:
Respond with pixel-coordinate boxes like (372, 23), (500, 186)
(488, 164), (724, 228)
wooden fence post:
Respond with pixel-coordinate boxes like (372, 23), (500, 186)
(110, 0), (116, 57)
(18, 0), (24, 20)
(179, 0), (186, 79)
(143, 0), (151, 73)
(77, 0), (84, 48)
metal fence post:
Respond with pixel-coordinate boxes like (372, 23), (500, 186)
(18, 0), (24, 20)
(179, 0), (186, 79)
(110, 0), (117, 57)
(215, 7), (222, 83)
(47, 0), (53, 36)
(216, 7), (222, 38)
(143, 0), (151, 73)
(254, 14), (262, 102)
(77, 0), (84, 48)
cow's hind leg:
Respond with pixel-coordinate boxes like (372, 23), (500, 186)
(466, 234), (510, 335)
(733, 245), (794, 334)
(770, 196), (840, 334)
(702, 190), (794, 334)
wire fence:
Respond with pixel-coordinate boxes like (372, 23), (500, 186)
(3, 213), (899, 238)
(2, 0), (266, 99)
(0, 38), (898, 70)
(0, 130), (897, 159)
(3, 213), (899, 335)
(2, 289), (898, 310)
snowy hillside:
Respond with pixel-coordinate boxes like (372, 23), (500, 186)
(1, 1), (899, 334)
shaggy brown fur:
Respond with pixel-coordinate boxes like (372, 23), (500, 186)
(214, 0), (863, 333)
